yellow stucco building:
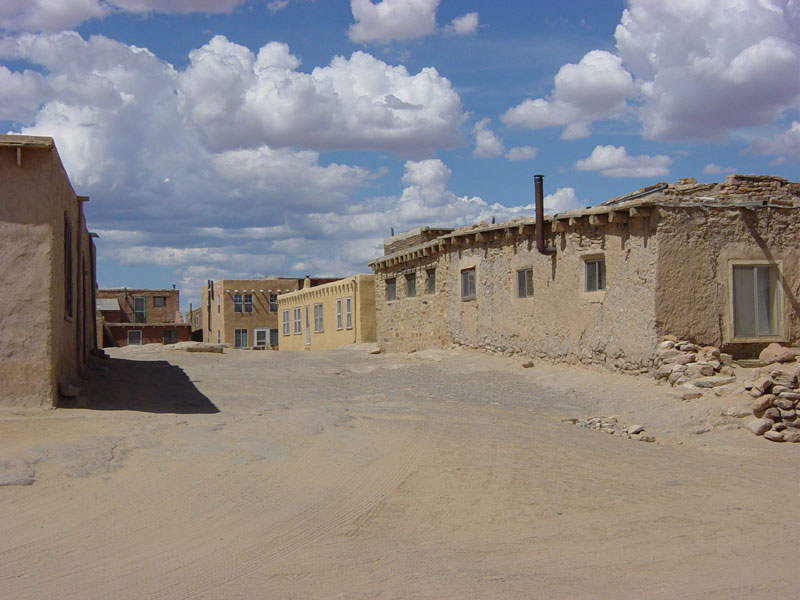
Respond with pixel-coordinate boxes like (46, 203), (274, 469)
(277, 275), (376, 350)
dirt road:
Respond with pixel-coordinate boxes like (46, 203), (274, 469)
(1, 346), (796, 599)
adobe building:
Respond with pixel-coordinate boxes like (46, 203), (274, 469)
(96, 288), (191, 347)
(0, 135), (97, 407)
(277, 275), (377, 351)
(369, 175), (800, 371)
(198, 277), (340, 348)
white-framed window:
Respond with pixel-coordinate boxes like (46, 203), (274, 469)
(244, 293), (253, 313)
(269, 293), (278, 312)
(153, 296), (166, 307)
(293, 307), (302, 334)
(345, 296), (353, 329)
(127, 330), (142, 345)
(426, 268), (436, 295)
(585, 259), (606, 292)
(461, 268), (476, 300)
(732, 264), (780, 338)
(405, 273), (416, 298)
(336, 298), (343, 330)
(386, 278), (396, 301)
(313, 303), (324, 333)
(234, 293), (253, 313)
(517, 268), (533, 298)
(234, 328), (248, 348)
(282, 309), (290, 336)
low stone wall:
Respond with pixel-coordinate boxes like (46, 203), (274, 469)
(651, 337), (735, 387)
(744, 361), (800, 442)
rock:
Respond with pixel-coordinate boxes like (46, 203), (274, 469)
(677, 342), (698, 352)
(690, 426), (710, 435)
(745, 418), (774, 435)
(771, 385), (789, 395)
(720, 366), (735, 376)
(743, 380), (754, 390)
(521, 360), (534, 368)
(668, 369), (686, 385)
(656, 364), (677, 379)
(763, 407), (781, 421)
(656, 349), (681, 363)
(752, 376), (773, 394)
(774, 397), (795, 410)
(58, 382), (81, 398)
(751, 394), (775, 412)
(759, 343), (796, 365)
(772, 422), (787, 431)
(778, 409), (796, 420)
(668, 390), (703, 400)
(686, 362), (714, 377)
(749, 387), (764, 398)
(778, 391), (800, 401)
(658, 340), (675, 350)
(768, 366), (797, 388)
(676, 353), (697, 365)
(639, 435), (656, 442)
(627, 425), (645, 435)
(720, 353), (733, 366)
(662, 334), (678, 342)
(694, 376), (737, 388)
(723, 406), (752, 418)
(782, 428), (800, 443)
(368, 346), (383, 355)
(763, 429), (785, 442)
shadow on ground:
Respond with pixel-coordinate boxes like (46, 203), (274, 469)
(63, 357), (219, 414)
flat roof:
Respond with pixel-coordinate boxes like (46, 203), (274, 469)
(0, 134), (54, 148)
(96, 298), (120, 311)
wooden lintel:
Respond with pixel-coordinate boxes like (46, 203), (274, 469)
(629, 207), (652, 218)
(588, 214), (607, 226)
(608, 211), (628, 223)
(552, 220), (567, 233)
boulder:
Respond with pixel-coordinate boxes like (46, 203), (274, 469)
(782, 428), (800, 443)
(759, 343), (796, 365)
(763, 429), (785, 442)
(751, 394), (775, 413)
(668, 390), (703, 400)
(694, 376), (737, 388)
(752, 376), (773, 394)
(763, 407), (781, 421)
(368, 346), (383, 355)
(745, 418), (774, 435)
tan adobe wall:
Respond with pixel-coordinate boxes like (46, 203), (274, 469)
(374, 256), (449, 353)
(278, 274), (376, 351)
(655, 205), (800, 355)
(0, 137), (96, 406)
(201, 278), (300, 346)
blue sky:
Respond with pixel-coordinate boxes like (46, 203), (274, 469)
(1, 1), (798, 309)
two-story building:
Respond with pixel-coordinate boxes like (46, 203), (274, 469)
(96, 288), (191, 347)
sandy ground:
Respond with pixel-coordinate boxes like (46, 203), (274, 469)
(0, 345), (797, 599)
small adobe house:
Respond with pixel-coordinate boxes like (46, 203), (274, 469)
(277, 274), (377, 351)
(369, 175), (800, 370)
(96, 288), (191, 347)
(0, 135), (97, 407)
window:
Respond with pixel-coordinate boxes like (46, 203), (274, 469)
(163, 330), (178, 344)
(153, 296), (166, 307)
(314, 303), (324, 333)
(64, 213), (73, 319)
(244, 294), (253, 313)
(194, 314), (200, 327)
(133, 296), (146, 323)
(233, 293), (250, 313)
(127, 330), (142, 345)
(386, 278), (396, 301)
(585, 259), (606, 292)
(345, 296), (353, 329)
(426, 268), (436, 295)
(217, 294), (220, 313)
(282, 309), (290, 336)
(217, 330), (220, 344)
(336, 298), (343, 330)
(293, 307), (302, 334)
(234, 328), (248, 348)
(269, 293), (278, 312)
(255, 329), (268, 347)
(461, 268), (476, 300)
(517, 268), (533, 298)
(405, 273), (416, 298)
(732, 265), (780, 338)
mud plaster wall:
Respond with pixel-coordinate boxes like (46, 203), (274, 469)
(655, 206), (800, 354)
(374, 255), (449, 353)
(0, 144), (94, 406)
(443, 219), (658, 370)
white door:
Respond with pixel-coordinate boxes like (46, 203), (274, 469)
(254, 328), (268, 348)
(304, 305), (311, 346)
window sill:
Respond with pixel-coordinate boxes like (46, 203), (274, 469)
(728, 335), (785, 344)
(461, 296), (476, 302)
(581, 290), (605, 303)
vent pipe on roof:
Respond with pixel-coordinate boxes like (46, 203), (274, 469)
(535, 175), (556, 255)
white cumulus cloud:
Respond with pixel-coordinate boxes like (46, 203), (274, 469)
(750, 121), (800, 157)
(505, 145), (537, 162)
(348, 0), (439, 44)
(472, 118), (504, 158)
(574, 145), (672, 178)
(444, 12), (478, 36)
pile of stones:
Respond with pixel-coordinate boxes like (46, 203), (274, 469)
(745, 361), (800, 442)
(562, 417), (655, 442)
(652, 338), (735, 387)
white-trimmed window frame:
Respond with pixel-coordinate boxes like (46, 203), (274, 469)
(517, 267), (533, 298)
(282, 309), (290, 336)
(336, 298), (343, 330)
(345, 296), (353, 329)
(313, 303), (324, 333)
(234, 328), (248, 348)
(461, 268), (476, 301)
(729, 260), (783, 342)
(293, 307), (302, 334)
